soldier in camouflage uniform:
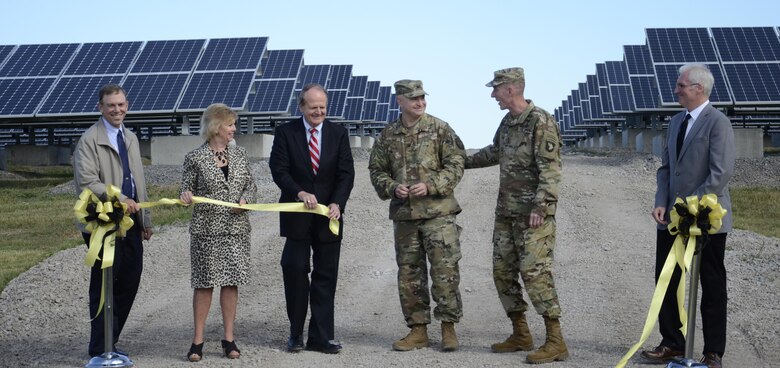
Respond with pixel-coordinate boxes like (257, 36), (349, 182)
(369, 79), (466, 352)
(466, 68), (568, 364)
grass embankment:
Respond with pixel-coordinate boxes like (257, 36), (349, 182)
(0, 165), (190, 292)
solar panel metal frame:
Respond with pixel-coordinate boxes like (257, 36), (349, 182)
(326, 89), (348, 119)
(130, 39), (206, 73)
(262, 49), (304, 80)
(646, 28), (718, 64)
(0, 43), (79, 77)
(195, 37), (268, 72)
(0, 77), (57, 118)
(177, 70), (256, 112)
(246, 79), (296, 114)
(37, 75), (123, 116)
(624, 44), (662, 111)
(64, 41), (142, 76)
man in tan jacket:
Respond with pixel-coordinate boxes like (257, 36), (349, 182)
(73, 83), (152, 358)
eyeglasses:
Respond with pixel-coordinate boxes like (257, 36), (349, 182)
(676, 83), (700, 89)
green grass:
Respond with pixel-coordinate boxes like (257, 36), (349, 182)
(731, 187), (780, 239)
(0, 165), (191, 292)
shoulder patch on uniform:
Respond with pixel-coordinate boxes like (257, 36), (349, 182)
(545, 139), (556, 153)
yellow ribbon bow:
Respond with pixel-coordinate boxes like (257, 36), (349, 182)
(616, 194), (726, 368)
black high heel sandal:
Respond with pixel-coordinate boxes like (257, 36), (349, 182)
(187, 342), (204, 362)
(221, 339), (241, 359)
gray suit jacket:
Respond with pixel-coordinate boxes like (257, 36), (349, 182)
(654, 103), (735, 233)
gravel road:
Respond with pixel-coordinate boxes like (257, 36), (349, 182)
(1, 151), (777, 367)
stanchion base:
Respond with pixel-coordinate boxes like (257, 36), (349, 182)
(85, 352), (134, 368)
(666, 358), (708, 367)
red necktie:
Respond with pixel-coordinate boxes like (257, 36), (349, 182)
(309, 127), (320, 175)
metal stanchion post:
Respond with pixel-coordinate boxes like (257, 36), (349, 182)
(667, 238), (707, 368)
(85, 266), (134, 368)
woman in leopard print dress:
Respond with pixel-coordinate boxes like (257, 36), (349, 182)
(179, 103), (257, 361)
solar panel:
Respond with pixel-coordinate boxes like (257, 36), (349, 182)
(609, 85), (635, 112)
(327, 89), (348, 118)
(246, 79), (296, 113)
(654, 63), (732, 105)
(589, 96), (603, 119)
(596, 63), (609, 87)
(375, 103), (389, 121)
(630, 76), (660, 110)
(262, 49), (304, 79)
(362, 100), (377, 120)
(378, 86), (392, 103)
(624, 45), (654, 75)
(571, 89), (581, 108)
(581, 100), (591, 121)
(0, 43), (78, 77)
(586, 75), (599, 96)
(599, 86), (613, 115)
(123, 73), (189, 112)
(344, 97), (363, 120)
(348, 76), (367, 97)
(573, 106), (582, 125)
(388, 109), (400, 122)
(196, 37), (267, 71)
(646, 28), (718, 63)
(364, 81), (380, 100)
(131, 39), (205, 73)
(723, 63), (780, 104)
(297, 65), (330, 89)
(0, 45), (15, 67)
(178, 71), (255, 110)
(65, 42), (142, 75)
(38, 75), (120, 115)
(605, 61), (630, 84)
(0, 78), (56, 117)
(327, 65), (352, 90)
(712, 27), (780, 62)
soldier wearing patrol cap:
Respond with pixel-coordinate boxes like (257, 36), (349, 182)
(466, 68), (568, 364)
(369, 79), (466, 352)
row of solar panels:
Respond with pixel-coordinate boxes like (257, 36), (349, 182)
(0, 37), (400, 122)
(554, 27), (780, 136)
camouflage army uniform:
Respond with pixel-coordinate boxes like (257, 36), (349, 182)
(369, 113), (466, 326)
(466, 100), (563, 318)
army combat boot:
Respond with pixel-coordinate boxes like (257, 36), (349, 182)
(491, 312), (534, 353)
(392, 324), (429, 351)
(441, 322), (459, 351)
(526, 316), (569, 364)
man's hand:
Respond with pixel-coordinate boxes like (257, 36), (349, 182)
(394, 184), (410, 199)
(529, 212), (544, 228)
(124, 198), (140, 214)
(652, 207), (668, 225)
(298, 191), (319, 209)
(142, 227), (153, 240)
(328, 203), (341, 220)
(408, 182), (429, 197)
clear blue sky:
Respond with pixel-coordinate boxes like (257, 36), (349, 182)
(2, 0), (777, 148)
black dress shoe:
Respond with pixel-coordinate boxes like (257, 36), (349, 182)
(640, 345), (684, 363)
(305, 340), (342, 354)
(287, 336), (304, 353)
(701, 352), (722, 368)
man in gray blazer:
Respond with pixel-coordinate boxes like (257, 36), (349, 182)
(641, 63), (734, 368)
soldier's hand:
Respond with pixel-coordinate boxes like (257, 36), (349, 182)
(529, 212), (544, 228)
(409, 182), (428, 197)
(395, 184), (410, 199)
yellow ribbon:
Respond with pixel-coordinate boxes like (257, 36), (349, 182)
(138, 196), (340, 236)
(616, 194), (726, 368)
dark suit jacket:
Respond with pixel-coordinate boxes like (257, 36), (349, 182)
(655, 103), (735, 233)
(269, 118), (355, 242)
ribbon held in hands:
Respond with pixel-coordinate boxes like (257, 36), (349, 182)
(615, 194), (726, 368)
(138, 196), (340, 236)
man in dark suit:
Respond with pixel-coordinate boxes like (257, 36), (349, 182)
(269, 83), (355, 354)
(641, 63), (735, 368)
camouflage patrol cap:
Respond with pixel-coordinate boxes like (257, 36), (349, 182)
(394, 79), (428, 98)
(485, 67), (525, 87)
